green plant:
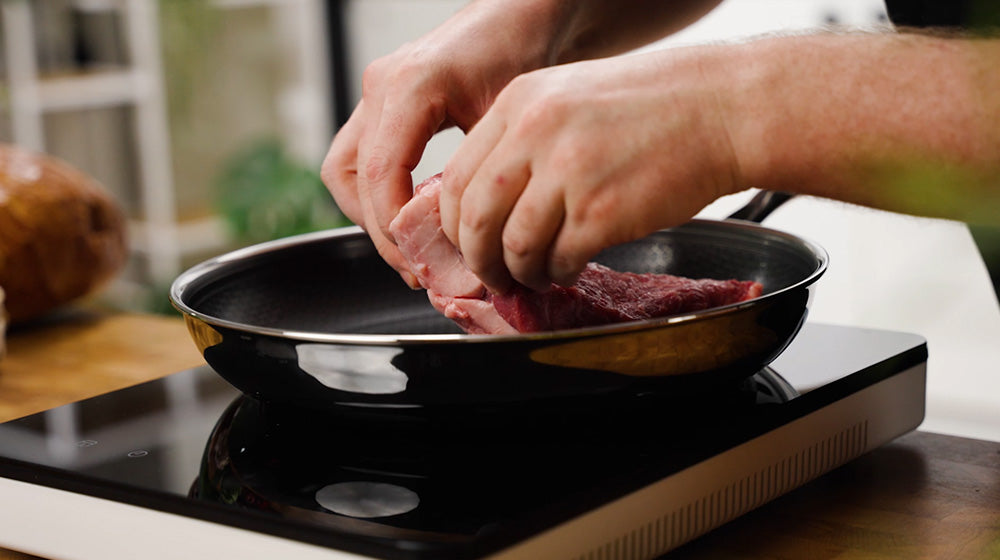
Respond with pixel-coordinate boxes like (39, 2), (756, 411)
(215, 139), (351, 244)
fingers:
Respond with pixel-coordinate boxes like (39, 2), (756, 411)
(502, 174), (566, 291)
(320, 101), (420, 289)
(326, 83), (448, 288)
(364, 93), (447, 241)
(368, 223), (421, 289)
(440, 107), (531, 293)
(450, 163), (591, 293)
(320, 101), (366, 225)
(441, 86), (573, 293)
(455, 157), (531, 293)
(548, 217), (603, 288)
(439, 115), (507, 248)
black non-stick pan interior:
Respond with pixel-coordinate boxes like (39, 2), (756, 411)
(179, 220), (822, 337)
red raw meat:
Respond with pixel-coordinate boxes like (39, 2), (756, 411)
(492, 263), (762, 332)
(389, 174), (763, 334)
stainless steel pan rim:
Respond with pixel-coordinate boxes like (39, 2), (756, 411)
(169, 221), (828, 346)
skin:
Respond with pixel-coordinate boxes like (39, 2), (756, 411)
(439, 49), (741, 292)
(321, 0), (722, 287)
(322, 0), (1000, 294)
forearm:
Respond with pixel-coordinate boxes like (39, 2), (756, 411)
(724, 32), (1000, 225)
(549, 0), (723, 63)
(455, 0), (723, 70)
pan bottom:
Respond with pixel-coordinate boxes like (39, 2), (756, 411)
(227, 366), (797, 431)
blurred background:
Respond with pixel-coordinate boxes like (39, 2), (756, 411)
(0, 0), (997, 440)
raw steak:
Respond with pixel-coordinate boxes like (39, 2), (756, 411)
(389, 174), (763, 334)
(389, 175), (484, 300)
(492, 263), (762, 332)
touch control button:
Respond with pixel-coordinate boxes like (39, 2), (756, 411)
(127, 450), (149, 458)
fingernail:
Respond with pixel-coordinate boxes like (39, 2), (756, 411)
(401, 271), (421, 290)
(381, 225), (397, 244)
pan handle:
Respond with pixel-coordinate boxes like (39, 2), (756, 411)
(726, 190), (794, 223)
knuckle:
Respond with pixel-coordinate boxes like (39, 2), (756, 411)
(319, 158), (339, 189)
(549, 142), (587, 173)
(499, 73), (530, 102)
(361, 58), (389, 94)
(364, 50), (431, 98)
(505, 71), (545, 99)
(514, 101), (555, 136)
(393, 54), (425, 83)
(567, 189), (615, 227)
(319, 168), (362, 224)
(459, 203), (492, 235)
(321, 137), (358, 190)
(501, 227), (534, 261)
(440, 164), (463, 196)
(501, 75), (552, 116)
(364, 146), (392, 184)
(510, 96), (576, 146)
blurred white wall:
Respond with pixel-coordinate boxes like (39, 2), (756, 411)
(343, 0), (1000, 441)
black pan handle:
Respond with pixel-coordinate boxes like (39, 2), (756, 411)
(726, 190), (794, 223)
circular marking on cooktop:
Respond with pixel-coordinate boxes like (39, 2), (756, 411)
(315, 482), (419, 518)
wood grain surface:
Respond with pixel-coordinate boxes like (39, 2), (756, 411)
(0, 308), (204, 423)
(0, 309), (204, 560)
(0, 310), (998, 559)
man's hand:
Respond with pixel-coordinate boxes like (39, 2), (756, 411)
(438, 48), (745, 293)
(319, 0), (725, 286)
(320, 1), (563, 286)
(439, 31), (1000, 294)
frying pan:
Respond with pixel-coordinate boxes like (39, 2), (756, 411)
(170, 191), (826, 410)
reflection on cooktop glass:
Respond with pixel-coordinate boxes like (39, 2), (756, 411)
(193, 368), (793, 549)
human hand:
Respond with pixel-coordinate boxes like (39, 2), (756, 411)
(320, 1), (560, 286)
(439, 48), (745, 293)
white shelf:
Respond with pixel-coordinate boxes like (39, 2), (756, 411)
(2, 0), (333, 290)
(126, 217), (229, 257)
(37, 69), (147, 112)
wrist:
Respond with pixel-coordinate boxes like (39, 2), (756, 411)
(719, 34), (883, 198)
(714, 38), (797, 195)
(461, 0), (573, 72)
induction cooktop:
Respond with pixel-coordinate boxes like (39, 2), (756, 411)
(0, 323), (927, 560)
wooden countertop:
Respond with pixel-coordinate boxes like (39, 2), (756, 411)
(0, 309), (204, 424)
(0, 310), (998, 560)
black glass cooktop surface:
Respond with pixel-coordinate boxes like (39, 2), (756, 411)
(0, 323), (927, 559)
